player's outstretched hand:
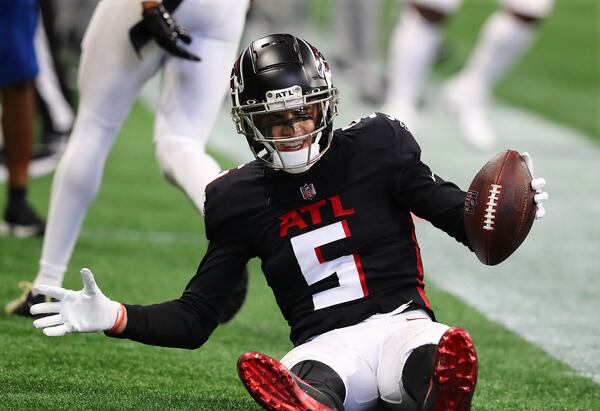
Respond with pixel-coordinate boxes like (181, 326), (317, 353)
(521, 152), (548, 220)
(31, 268), (125, 337)
(136, 2), (200, 61)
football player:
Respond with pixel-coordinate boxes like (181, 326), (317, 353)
(29, 34), (548, 411)
(6, 0), (250, 322)
(383, 0), (555, 150)
(0, 0), (46, 237)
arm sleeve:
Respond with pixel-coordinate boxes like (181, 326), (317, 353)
(107, 237), (251, 349)
(386, 118), (470, 247)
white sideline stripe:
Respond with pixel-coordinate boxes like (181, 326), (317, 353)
(81, 226), (206, 246)
(139, 75), (600, 384)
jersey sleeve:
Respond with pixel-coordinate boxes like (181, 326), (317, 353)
(384, 115), (470, 247)
(109, 236), (252, 349)
(108, 176), (254, 349)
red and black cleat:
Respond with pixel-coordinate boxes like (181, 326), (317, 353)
(422, 328), (479, 411)
(237, 352), (336, 411)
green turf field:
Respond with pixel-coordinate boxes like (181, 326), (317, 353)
(1, 0), (599, 408)
(1, 104), (599, 410)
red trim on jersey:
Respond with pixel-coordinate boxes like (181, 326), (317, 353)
(314, 247), (325, 264)
(353, 253), (369, 297)
(409, 215), (431, 309)
(341, 220), (368, 297)
(341, 220), (351, 237)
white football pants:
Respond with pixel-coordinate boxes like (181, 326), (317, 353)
(281, 306), (450, 411)
(34, 0), (248, 288)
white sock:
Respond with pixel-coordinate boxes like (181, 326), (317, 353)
(385, 6), (443, 119)
(460, 10), (536, 89)
(33, 261), (66, 290)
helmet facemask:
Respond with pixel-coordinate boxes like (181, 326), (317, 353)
(232, 85), (338, 173)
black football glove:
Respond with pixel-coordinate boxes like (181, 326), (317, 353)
(131, 3), (200, 62)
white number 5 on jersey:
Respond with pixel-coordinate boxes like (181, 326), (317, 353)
(290, 220), (369, 310)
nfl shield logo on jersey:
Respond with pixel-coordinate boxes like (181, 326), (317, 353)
(300, 183), (316, 200)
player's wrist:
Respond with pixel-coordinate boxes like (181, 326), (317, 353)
(141, 1), (161, 12)
(107, 303), (128, 334)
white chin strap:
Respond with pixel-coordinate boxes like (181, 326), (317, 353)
(273, 143), (320, 174)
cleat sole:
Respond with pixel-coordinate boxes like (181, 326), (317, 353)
(238, 352), (335, 411)
(425, 328), (478, 411)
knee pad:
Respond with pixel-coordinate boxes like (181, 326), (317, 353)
(401, 344), (437, 403)
(291, 360), (346, 410)
(498, 0), (554, 19)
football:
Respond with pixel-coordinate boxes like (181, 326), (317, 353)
(463, 150), (537, 265)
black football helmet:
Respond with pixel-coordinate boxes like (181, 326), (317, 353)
(230, 34), (338, 173)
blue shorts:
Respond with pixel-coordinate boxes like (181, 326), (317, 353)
(0, 0), (39, 86)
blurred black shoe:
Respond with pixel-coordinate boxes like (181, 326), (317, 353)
(5, 281), (52, 317)
(218, 266), (249, 323)
(1, 201), (45, 238)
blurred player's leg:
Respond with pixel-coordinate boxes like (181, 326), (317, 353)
(383, 0), (462, 132)
(153, 0), (249, 323)
(0, 0), (45, 238)
(6, 0), (164, 315)
(440, 0), (554, 150)
(34, 0), (75, 157)
(35, 0), (163, 287)
(333, 0), (382, 104)
(1, 81), (45, 238)
(153, 0), (248, 213)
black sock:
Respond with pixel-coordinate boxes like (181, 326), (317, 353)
(8, 186), (27, 209)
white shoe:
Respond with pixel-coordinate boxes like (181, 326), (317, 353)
(440, 76), (496, 151)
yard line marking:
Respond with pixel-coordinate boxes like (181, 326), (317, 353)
(81, 226), (206, 246)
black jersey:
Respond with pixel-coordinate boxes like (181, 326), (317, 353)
(116, 113), (471, 348)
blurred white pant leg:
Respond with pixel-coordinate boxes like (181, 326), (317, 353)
(383, 1), (461, 131)
(154, 0), (248, 214)
(35, 0), (164, 288)
(34, 15), (75, 134)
